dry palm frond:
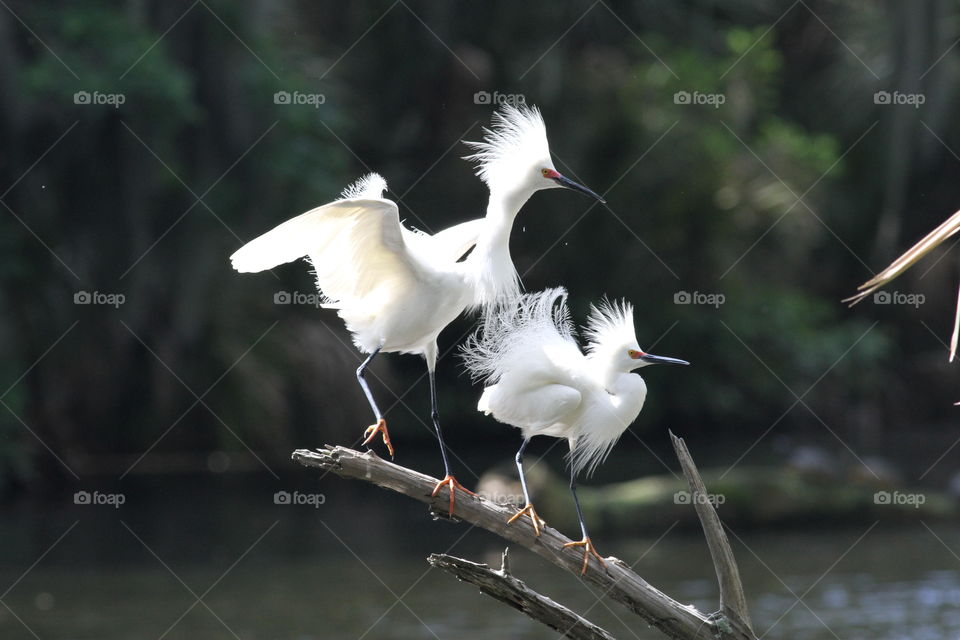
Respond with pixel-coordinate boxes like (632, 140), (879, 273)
(845, 209), (960, 305)
(845, 209), (960, 361)
(952, 281), (960, 364)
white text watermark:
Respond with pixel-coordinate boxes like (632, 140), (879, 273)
(674, 490), (725, 506)
(74, 490), (125, 508)
(474, 91), (526, 106)
(274, 91), (325, 108)
(674, 291), (725, 308)
(74, 91), (125, 108)
(274, 490), (326, 508)
(874, 91), (925, 108)
(874, 490), (925, 508)
(74, 291), (125, 308)
(674, 91), (725, 108)
(873, 290), (924, 308)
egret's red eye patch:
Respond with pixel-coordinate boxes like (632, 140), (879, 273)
(542, 168), (561, 180)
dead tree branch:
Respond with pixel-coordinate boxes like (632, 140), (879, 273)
(670, 431), (755, 638)
(428, 549), (616, 640)
(293, 444), (756, 640)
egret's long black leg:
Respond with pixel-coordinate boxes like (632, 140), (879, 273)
(357, 347), (393, 457)
(356, 346), (383, 421)
(563, 466), (605, 574)
(427, 361), (475, 515)
(428, 366), (451, 476)
(516, 438), (532, 505)
(507, 438), (545, 536)
(569, 468), (589, 540)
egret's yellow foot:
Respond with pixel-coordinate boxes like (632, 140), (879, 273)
(508, 503), (546, 537)
(563, 536), (605, 575)
(431, 475), (476, 516)
(361, 419), (394, 457)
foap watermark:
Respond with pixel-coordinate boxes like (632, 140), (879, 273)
(874, 490), (925, 509)
(674, 490), (725, 506)
(73, 90), (125, 108)
(74, 291), (126, 308)
(74, 490), (126, 509)
(874, 90), (925, 109)
(872, 290), (924, 308)
(274, 290), (323, 308)
(474, 90), (526, 107)
(674, 290), (725, 308)
(274, 90), (326, 108)
(274, 490), (325, 508)
(482, 491), (524, 508)
(673, 90), (725, 108)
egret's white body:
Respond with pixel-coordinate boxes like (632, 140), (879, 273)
(229, 105), (604, 513)
(231, 173), (481, 356)
(464, 287), (687, 570)
(467, 287), (680, 474)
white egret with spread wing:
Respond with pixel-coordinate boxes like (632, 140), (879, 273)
(230, 105), (604, 514)
(463, 287), (688, 572)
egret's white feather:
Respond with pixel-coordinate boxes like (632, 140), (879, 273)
(229, 173), (392, 274)
(231, 103), (600, 434)
(302, 199), (417, 309)
(403, 218), (485, 266)
(464, 288), (585, 437)
(462, 287), (574, 383)
(230, 104), (605, 482)
(566, 412), (632, 479)
(463, 104), (551, 189)
(460, 104), (555, 308)
(465, 288), (659, 478)
(464, 219), (523, 309)
(340, 172), (388, 200)
(583, 298), (636, 358)
(230, 172), (501, 356)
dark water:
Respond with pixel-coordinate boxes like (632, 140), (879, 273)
(2, 474), (959, 640)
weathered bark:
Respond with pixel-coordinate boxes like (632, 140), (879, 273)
(293, 444), (757, 640)
(670, 431), (754, 638)
(428, 549), (616, 640)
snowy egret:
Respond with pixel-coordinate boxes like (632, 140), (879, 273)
(229, 105), (604, 514)
(463, 287), (688, 572)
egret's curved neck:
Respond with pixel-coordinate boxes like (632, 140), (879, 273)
(466, 186), (534, 307)
(588, 352), (635, 392)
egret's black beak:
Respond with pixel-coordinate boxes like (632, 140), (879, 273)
(638, 353), (689, 366)
(552, 173), (606, 203)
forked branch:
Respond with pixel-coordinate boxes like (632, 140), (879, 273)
(293, 443), (756, 640)
(428, 549), (616, 640)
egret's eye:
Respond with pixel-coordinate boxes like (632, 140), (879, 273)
(541, 168), (550, 177)
(627, 349), (639, 358)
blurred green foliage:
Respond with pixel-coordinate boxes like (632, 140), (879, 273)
(1, 0), (956, 494)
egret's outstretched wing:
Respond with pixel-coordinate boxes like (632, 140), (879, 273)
(230, 196), (421, 305)
(417, 218), (485, 264)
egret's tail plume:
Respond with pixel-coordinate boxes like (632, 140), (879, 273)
(462, 287), (572, 384)
(229, 173), (388, 273)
